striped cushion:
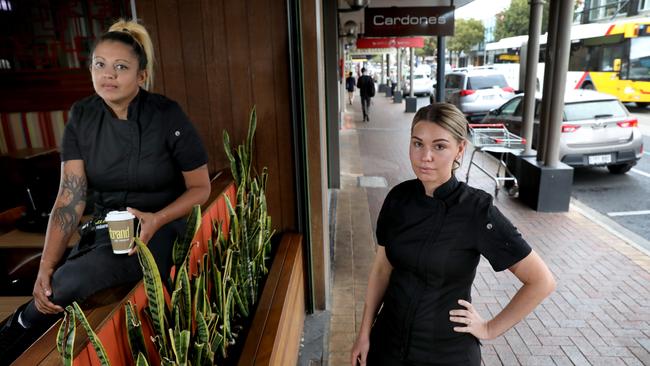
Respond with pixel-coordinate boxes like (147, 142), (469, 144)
(0, 111), (68, 155)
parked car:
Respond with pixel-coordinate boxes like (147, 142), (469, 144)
(444, 68), (515, 120)
(480, 90), (644, 174)
(402, 72), (435, 96)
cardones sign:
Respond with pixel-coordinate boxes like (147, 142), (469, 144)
(364, 6), (455, 37)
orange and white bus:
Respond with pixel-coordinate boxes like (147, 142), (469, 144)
(486, 17), (650, 107)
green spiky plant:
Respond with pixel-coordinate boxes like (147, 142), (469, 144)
(59, 106), (273, 365)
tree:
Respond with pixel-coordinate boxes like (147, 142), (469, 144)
(447, 18), (484, 58)
(414, 37), (437, 57)
(494, 0), (550, 41)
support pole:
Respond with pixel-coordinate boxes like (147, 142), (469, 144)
(394, 47), (403, 103)
(521, 0), (544, 155)
(537, 0), (560, 163)
(544, 0), (575, 168)
(381, 54), (385, 84)
(409, 47), (415, 97)
(436, 36), (446, 102)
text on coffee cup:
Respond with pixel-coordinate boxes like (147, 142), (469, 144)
(109, 228), (131, 240)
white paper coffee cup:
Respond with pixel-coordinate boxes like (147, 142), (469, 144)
(105, 211), (135, 254)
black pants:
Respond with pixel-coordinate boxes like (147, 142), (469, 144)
(361, 96), (371, 119)
(21, 218), (185, 328)
(366, 347), (480, 366)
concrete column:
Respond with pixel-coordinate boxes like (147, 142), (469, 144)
(381, 54), (385, 84)
(537, 0), (560, 163)
(323, 0), (340, 189)
(395, 47), (403, 103)
(436, 36), (446, 102)
(339, 38), (348, 115)
(409, 47), (415, 97)
(521, 0), (544, 155)
(544, 0), (575, 168)
(396, 47), (402, 90)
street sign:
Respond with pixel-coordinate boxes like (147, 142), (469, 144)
(356, 37), (425, 49)
(364, 6), (455, 37)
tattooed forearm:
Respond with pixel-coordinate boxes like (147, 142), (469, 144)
(52, 173), (87, 236)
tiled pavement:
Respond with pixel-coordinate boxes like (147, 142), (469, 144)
(325, 94), (650, 366)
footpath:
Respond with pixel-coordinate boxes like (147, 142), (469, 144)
(324, 93), (650, 366)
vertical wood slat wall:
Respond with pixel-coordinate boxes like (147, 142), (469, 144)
(135, 0), (296, 232)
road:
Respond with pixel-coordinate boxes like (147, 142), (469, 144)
(571, 104), (650, 244)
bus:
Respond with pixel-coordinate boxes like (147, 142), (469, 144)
(485, 17), (650, 107)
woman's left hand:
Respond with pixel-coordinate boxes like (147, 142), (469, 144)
(450, 299), (491, 340)
(126, 207), (163, 253)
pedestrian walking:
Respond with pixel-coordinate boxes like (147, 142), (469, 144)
(350, 103), (555, 366)
(346, 71), (356, 105)
(357, 67), (375, 122)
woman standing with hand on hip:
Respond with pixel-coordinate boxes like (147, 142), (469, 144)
(0, 19), (210, 363)
(350, 103), (555, 366)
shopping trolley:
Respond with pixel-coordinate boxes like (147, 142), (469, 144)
(466, 124), (526, 198)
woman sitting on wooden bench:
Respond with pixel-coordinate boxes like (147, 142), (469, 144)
(0, 19), (210, 363)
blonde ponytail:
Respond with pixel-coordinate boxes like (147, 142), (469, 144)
(106, 19), (155, 90)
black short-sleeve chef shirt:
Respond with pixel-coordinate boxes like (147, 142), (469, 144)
(372, 176), (531, 364)
(61, 89), (208, 215)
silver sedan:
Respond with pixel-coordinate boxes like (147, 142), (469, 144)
(481, 90), (644, 174)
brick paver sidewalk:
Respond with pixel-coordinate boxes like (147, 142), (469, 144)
(327, 93), (650, 366)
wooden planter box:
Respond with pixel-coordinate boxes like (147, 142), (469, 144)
(13, 174), (305, 365)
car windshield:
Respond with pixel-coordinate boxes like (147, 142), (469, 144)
(629, 37), (650, 81)
(467, 75), (508, 89)
(564, 100), (627, 121)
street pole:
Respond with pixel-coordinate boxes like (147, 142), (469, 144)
(381, 54), (385, 85)
(409, 47), (415, 97)
(521, 0), (544, 155)
(537, 0), (560, 163)
(544, 0), (574, 168)
(436, 35), (446, 102)
(396, 47), (401, 91)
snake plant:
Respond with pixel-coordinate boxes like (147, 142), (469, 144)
(59, 106), (273, 365)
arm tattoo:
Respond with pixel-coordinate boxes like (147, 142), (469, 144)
(52, 173), (87, 236)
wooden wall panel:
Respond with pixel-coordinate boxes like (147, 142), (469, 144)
(201, 0), (233, 173)
(223, 1), (254, 141)
(137, 0), (165, 93)
(269, 0), (297, 233)
(178, 0), (211, 152)
(135, 0), (297, 231)
(248, 0), (282, 234)
(153, 0), (187, 107)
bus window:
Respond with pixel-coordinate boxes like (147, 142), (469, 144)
(599, 43), (624, 72)
(628, 37), (650, 81)
(569, 43), (590, 71)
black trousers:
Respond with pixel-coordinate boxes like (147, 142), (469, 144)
(361, 96), (371, 119)
(366, 347), (480, 366)
(21, 218), (185, 328)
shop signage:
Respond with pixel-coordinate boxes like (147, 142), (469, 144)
(356, 37), (425, 49)
(364, 6), (455, 37)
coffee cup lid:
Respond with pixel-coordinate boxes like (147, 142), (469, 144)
(105, 210), (135, 221)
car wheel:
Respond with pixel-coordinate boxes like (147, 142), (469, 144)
(607, 163), (633, 174)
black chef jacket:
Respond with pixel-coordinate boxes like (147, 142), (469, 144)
(61, 88), (208, 217)
(371, 176), (532, 364)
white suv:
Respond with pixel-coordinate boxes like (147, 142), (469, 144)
(444, 68), (515, 120)
(402, 73), (435, 96)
